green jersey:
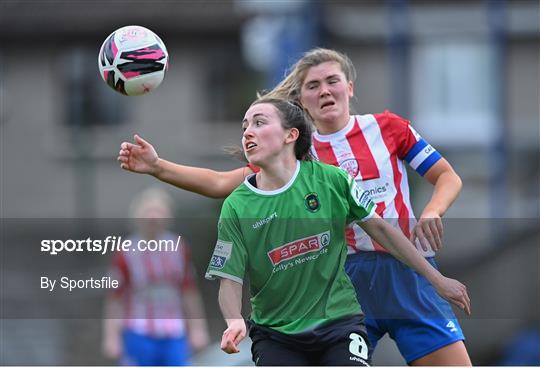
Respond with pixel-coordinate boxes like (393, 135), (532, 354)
(205, 160), (375, 334)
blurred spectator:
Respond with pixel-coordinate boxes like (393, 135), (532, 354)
(102, 187), (209, 365)
(499, 328), (540, 366)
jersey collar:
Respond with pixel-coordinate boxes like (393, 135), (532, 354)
(244, 160), (301, 196)
(312, 116), (355, 142)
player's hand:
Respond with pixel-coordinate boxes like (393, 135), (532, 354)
(434, 276), (471, 315)
(189, 326), (210, 352)
(117, 134), (160, 175)
(220, 319), (246, 354)
(102, 333), (122, 360)
(411, 210), (443, 252)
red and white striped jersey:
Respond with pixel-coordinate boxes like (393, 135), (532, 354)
(311, 111), (442, 257)
(110, 231), (196, 337)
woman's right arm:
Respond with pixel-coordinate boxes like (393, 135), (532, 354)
(118, 135), (249, 198)
(360, 215), (471, 315)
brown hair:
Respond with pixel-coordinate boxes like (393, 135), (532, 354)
(250, 98), (313, 161)
(261, 48), (356, 104)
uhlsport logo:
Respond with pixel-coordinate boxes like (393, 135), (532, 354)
(252, 212), (278, 229)
(304, 192), (320, 212)
(267, 231), (330, 266)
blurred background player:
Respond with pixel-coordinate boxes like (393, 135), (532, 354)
(117, 48), (471, 365)
(102, 187), (209, 366)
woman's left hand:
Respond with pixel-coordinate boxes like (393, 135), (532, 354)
(411, 210), (443, 252)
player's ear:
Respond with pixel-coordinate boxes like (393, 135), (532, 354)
(285, 128), (299, 144)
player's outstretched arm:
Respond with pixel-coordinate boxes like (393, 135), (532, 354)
(218, 279), (245, 354)
(412, 158), (463, 251)
(360, 215), (471, 315)
(118, 134), (249, 198)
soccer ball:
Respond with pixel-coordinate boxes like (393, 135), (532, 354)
(98, 25), (168, 96)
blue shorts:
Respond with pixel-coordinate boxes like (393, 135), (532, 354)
(345, 252), (465, 363)
(122, 329), (191, 366)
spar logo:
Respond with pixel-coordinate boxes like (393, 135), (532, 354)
(267, 231), (330, 266)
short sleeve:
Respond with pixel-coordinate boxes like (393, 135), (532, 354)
(336, 168), (376, 223)
(375, 111), (442, 176)
(205, 201), (247, 285)
(373, 111), (416, 159)
(402, 126), (443, 176)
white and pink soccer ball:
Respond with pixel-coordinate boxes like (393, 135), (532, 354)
(98, 25), (168, 96)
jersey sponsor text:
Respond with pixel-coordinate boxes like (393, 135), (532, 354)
(267, 231), (330, 266)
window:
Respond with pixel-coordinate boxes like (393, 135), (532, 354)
(411, 39), (498, 147)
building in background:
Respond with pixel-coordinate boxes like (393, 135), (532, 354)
(1, 0), (538, 365)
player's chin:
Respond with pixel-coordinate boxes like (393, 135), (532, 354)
(246, 154), (263, 167)
(319, 108), (342, 120)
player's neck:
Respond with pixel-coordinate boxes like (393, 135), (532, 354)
(257, 157), (298, 191)
(139, 229), (161, 240)
(316, 115), (350, 135)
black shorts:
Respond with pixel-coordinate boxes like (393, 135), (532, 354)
(249, 315), (370, 366)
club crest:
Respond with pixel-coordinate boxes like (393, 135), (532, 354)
(339, 158), (360, 178)
(304, 192), (320, 212)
